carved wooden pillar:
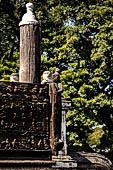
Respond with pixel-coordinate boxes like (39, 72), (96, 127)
(49, 83), (63, 155)
(19, 3), (41, 83)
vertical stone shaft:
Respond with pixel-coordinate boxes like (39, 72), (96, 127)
(19, 3), (41, 83)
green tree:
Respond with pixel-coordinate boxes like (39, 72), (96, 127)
(59, 0), (113, 160)
(0, 0), (25, 80)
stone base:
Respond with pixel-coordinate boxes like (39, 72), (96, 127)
(0, 149), (52, 160)
(52, 155), (77, 169)
(0, 151), (112, 169)
(0, 155), (77, 170)
(0, 160), (55, 167)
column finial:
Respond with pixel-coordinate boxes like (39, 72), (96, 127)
(19, 3), (38, 26)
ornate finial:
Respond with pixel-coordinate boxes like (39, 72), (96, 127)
(10, 73), (19, 82)
(26, 3), (34, 13)
(41, 71), (53, 84)
(19, 3), (38, 26)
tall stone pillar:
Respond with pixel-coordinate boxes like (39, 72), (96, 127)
(19, 3), (41, 83)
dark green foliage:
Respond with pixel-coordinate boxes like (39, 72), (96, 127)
(0, 0), (24, 80)
(0, 0), (113, 161)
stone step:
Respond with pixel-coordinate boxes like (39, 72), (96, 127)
(52, 155), (77, 168)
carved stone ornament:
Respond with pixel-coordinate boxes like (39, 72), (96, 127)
(41, 71), (53, 84)
(19, 3), (38, 26)
(10, 73), (19, 82)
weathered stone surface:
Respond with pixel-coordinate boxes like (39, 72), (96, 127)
(0, 80), (64, 158)
(19, 24), (41, 83)
(0, 82), (50, 153)
(52, 155), (77, 169)
(68, 150), (112, 170)
(19, 3), (41, 84)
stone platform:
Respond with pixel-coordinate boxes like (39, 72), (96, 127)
(0, 153), (112, 170)
(0, 155), (77, 170)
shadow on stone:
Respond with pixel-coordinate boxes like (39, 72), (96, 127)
(68, 150), (112, 170)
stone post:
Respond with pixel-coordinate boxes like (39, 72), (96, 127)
(59, 99), (71, 155)
(19, 3), (41, 83)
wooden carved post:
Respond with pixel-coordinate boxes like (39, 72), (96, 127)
(49, 69), (63, 155)
(19, 3), (41, 83)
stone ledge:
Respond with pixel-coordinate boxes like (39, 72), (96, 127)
(0, 160), (55, 167)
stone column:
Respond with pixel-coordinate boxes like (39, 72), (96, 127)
(19, 3), (41, 83)
(59, 100), (71, 155)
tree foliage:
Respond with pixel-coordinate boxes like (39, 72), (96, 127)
(0, 0), (113, 161)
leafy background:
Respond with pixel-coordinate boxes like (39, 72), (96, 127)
(0, 0), (113, 161)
